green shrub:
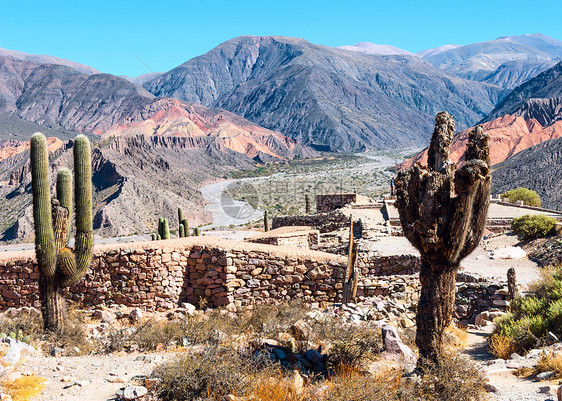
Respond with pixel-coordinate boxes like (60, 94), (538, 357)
(502, 187), (542, 207)
(491, 265), (562, 357)
(512, 214), (557, 239)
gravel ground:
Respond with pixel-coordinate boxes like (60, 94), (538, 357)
(371, 234), (541, 287)
(20, 352), (173, 401)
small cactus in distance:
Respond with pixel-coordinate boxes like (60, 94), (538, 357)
(194, 227), (201, 236)
(264, 210), (269, 232)
(179, 224), (185, 238)
(305, 194), (311, 214)
(181, 219), (190, 237)
(30, 133), (93, 333)
(162, 219), (170, 239)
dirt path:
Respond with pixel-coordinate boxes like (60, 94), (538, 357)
(20, 352), (174, 401)
(464, 330), (557, 401)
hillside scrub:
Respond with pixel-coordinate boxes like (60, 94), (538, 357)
(490, 264), (562, 356)
(501, 187), (542, 207)
(512, 214), (557, 239)
(155, 350), (487, 401)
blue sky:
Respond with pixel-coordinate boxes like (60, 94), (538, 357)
(1, 0), (561, 77)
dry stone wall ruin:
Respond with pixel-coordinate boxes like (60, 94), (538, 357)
(0, 237), (509, 322)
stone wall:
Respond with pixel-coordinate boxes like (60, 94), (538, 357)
(316, 193), (357, 213)
(246, 228), (320, 249)
(272, 210), (350, 233)
(0, 238), (508, 322)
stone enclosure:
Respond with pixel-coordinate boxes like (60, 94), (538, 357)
(0, 237), (508, 322)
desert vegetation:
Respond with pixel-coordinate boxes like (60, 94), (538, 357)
(395, 112), (491, 363)
(511, 214), (558, 239)
(29, 133), (93, 333)
(490, 264), (562, 358)
(501, 187), (542, 207)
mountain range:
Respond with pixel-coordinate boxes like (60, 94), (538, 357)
(400, 59), (562, 209)
(1, 32), (562, 240)
(144, 35), (505, 152)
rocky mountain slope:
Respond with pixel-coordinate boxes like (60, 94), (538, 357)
(482, 61), (562, 125)
(0, 135), (255, 241)
(144, 35), (505, 152)
(399, 114), (562, 168)
(421, 34), (562, 89)
(0, 53), (312, 241)
(492, 136), (562, 209)
(401, 60), (562, 170)
(0, 46), (100, 75)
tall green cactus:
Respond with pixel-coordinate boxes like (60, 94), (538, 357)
(30, 133), (93, 333)
(264, 210), (269, 232)
(162, 219), (170, 240)
(179, 224), (185, 238)
(181, 218), (190, 237)
(395, 112), (491, 364)
(305, 194), (311, 214)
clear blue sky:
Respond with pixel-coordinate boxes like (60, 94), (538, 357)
(1, 0), (561, 77)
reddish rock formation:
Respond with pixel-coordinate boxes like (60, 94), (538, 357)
(399, 114), (562, 169)
(102, 98), (310, 161)
(0, 137), (63, 162)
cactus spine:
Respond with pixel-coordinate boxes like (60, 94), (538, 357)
(264, 210), (269, 232)
(30, 133), (93, 333)
(394, 112), (491, 364)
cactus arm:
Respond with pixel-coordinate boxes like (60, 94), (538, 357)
(61, 135), (93, 288)
(51, 199), (69, 252)
(56, 168), (72, 246)
(30, 133), (57, 278)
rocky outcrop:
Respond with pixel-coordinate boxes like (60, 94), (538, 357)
(0, 134), (257, 240)
(144, 35), (504, 151)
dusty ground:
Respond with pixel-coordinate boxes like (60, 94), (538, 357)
(371, 234), (541, 287)
(20, 352), (173, 401)
(464, 329), (558, 401)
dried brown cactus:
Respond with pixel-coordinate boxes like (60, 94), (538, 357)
(395, 112), (491, 364)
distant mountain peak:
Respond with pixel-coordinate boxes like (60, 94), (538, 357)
(338, 42), (414, 56)
(0, 46), (100, 75)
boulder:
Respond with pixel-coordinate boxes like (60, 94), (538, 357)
(129, 308), (143, 322)
(123, 385), (148, 400)
(490, 247), (527, 260)
(381, 325), (415, 364)
(290, 320), (316, 342)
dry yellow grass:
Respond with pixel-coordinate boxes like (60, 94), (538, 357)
(444, 325), (469, 349)
(3, 375), (46, 401)
(489, 334), (517, 359)
(246, 369), (310, 401)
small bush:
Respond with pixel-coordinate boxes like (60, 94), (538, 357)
(155, 346), (256, 401)
(324, 326), (383, 371)
(502, 187), (542, 207)
(489, 334), (517, 359)
(491, 265), (562, 356)
(534, 351), (562, 379)
(512, 214), (557, 239)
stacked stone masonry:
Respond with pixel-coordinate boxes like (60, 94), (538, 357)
(316, 193), (357, 213)
(272, 210), (351, 233)
(0, 238), (508, 321)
